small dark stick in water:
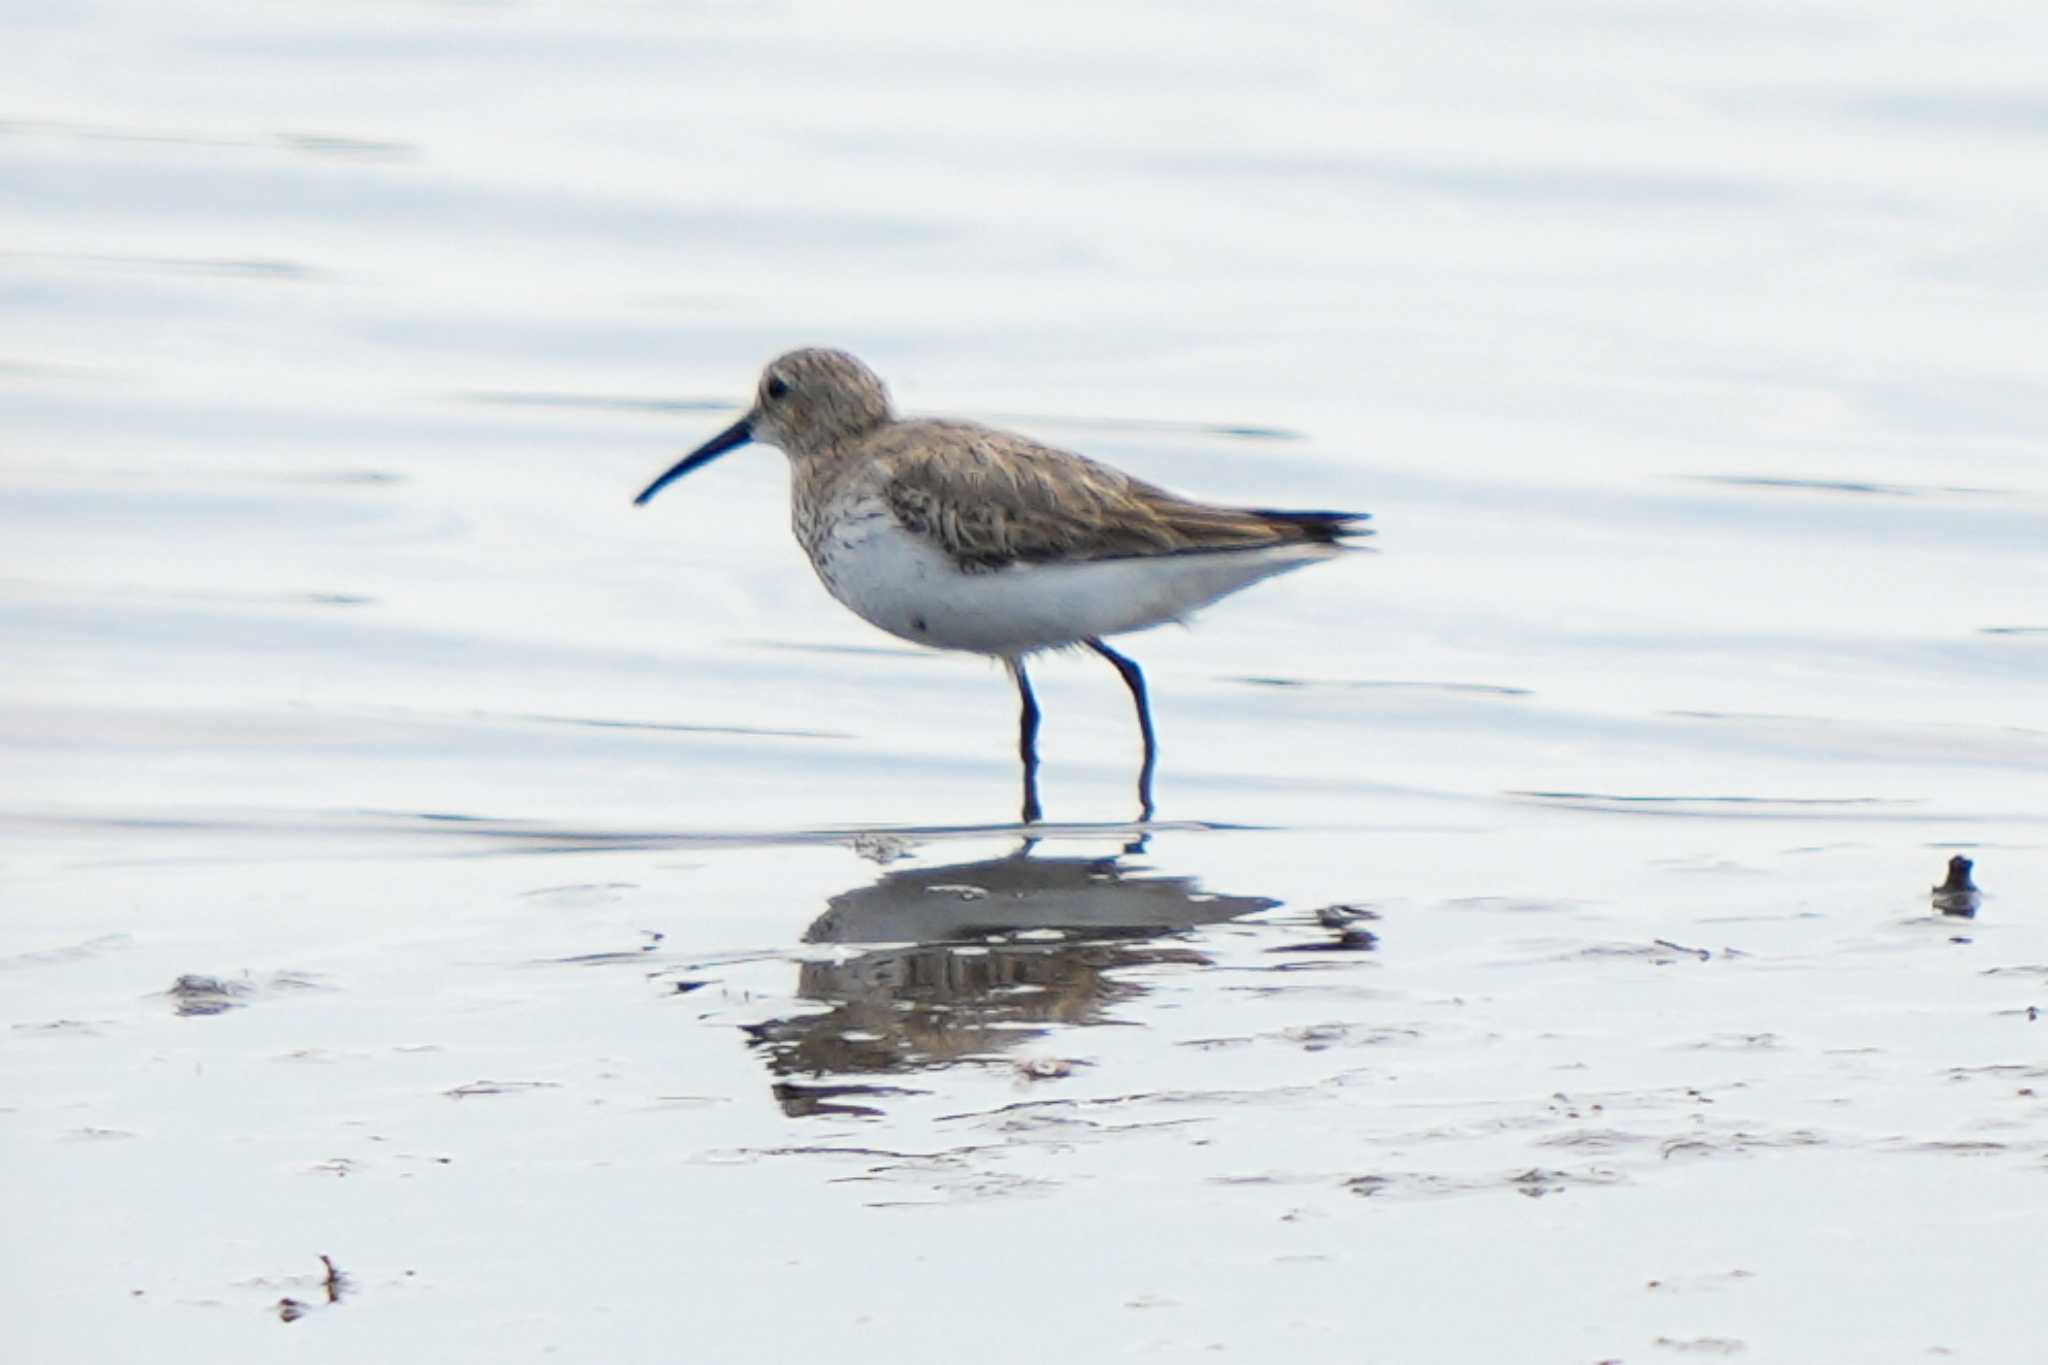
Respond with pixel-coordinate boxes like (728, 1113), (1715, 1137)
(1932, 855), (1981, 918)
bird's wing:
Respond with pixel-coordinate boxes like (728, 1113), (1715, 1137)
(874, 421), (1369, 569)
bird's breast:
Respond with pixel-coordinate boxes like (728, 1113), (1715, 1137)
(799, 497), (955, 644)
(794, 494), (1339, 656)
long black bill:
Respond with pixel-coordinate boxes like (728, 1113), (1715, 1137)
(632, 416), (754, 505)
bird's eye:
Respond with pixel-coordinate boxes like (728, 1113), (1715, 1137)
(764, 376), (791, 400)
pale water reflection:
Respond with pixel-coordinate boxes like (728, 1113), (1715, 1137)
(746, 846), (1280, 1112)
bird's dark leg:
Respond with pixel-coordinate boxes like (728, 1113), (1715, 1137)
(1086, 638), (1156, 822)
(1007, 658), (1043, 824)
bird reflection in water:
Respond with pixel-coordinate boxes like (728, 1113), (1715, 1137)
(743, 844), (1277, 1118)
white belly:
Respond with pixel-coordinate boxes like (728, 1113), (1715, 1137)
(804, 510), (1340, 657)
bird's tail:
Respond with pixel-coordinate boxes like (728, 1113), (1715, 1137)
(1250, 509), (1373, 544)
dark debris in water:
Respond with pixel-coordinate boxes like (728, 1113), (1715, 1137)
(165, 974), (251, 1016)
(276, 1255), (348, 1325)
(1932, 854), (1982, 917)
(164, 971), (326, 1016)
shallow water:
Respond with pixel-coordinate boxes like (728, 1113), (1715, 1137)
(5, 2), (2047, 1360)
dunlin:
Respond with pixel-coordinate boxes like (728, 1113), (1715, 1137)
(634, 348), (1368, 822)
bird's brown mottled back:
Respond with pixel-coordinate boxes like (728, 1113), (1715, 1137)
(847, 422), (1347, 569)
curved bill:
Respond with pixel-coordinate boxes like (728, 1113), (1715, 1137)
(633, 416), (754, 505)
